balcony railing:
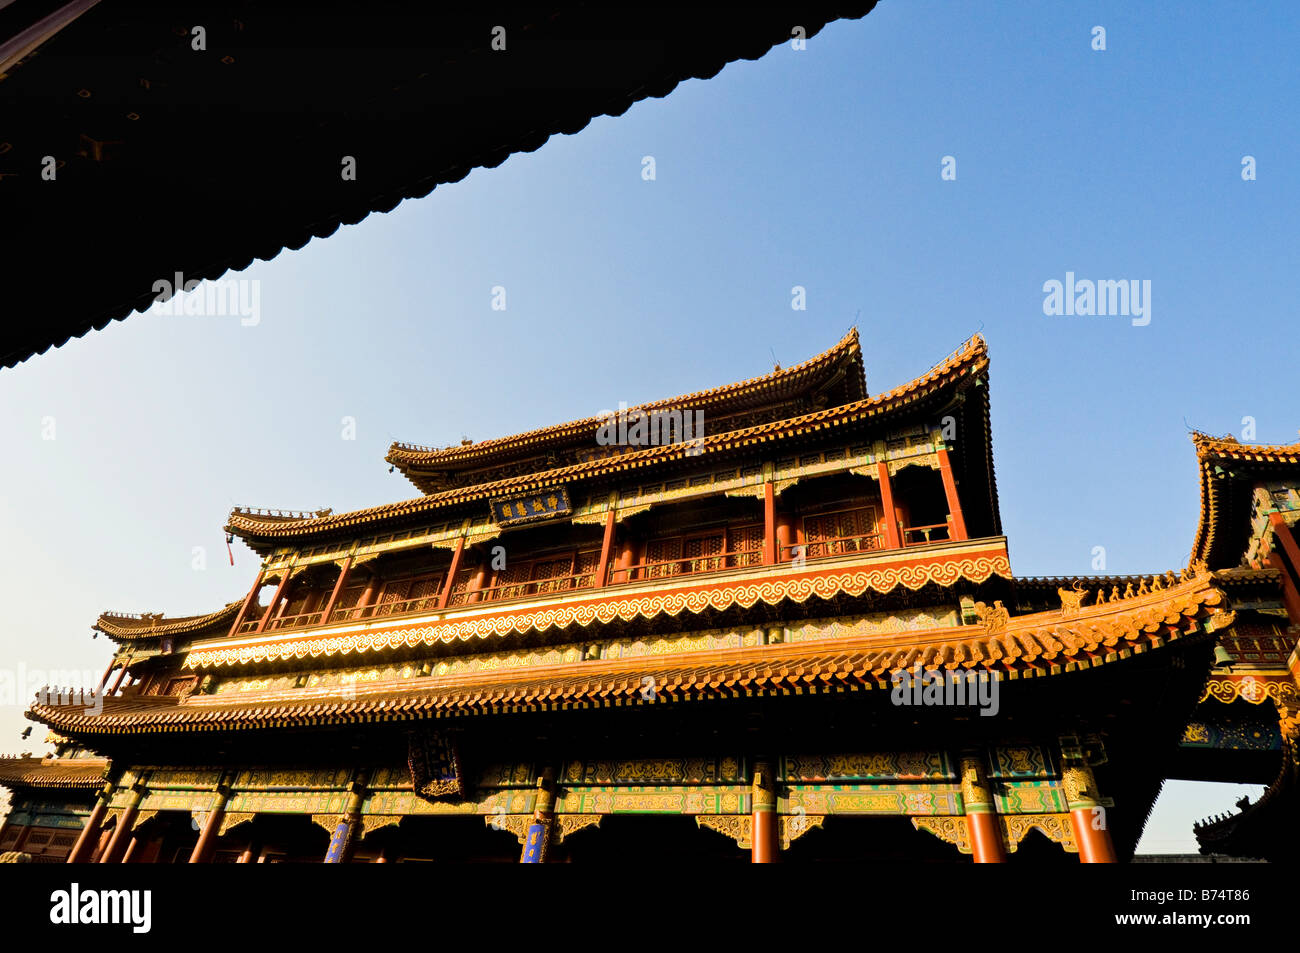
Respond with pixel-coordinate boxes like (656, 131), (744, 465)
(448, 567), (597, 608)
(609, 544), (763, 584)
(901, 522), (950, 546)
(238, 519), (963, 633)
(780, 531), (884, 562)
(332, 592), (443, 623)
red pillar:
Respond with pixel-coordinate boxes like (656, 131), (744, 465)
(255, 570), (293, 633)
(876, 462), (902, 549)
(90, 827), (113, 862)
(595, 510), (616, 587)
(100, 788), (143, 864)
(320, 556), (353, 624)
(467, 557), (487, 604)
(614, 537), (637, 583)
(936, 447), (968, 541)
(227, 569), (265, 637)
(751, 760), (778, 863)
(438, 538), (466, 609)
(1266, 553), (1300, 625)
(189, 786), (229, 863)
(763, 483), (777, 565)
(960, 753), (1006, 863)
(1270, 514), (1300, 576)
(94, 658), (116, 695)
(1063, 762), (1117, 863)
(107, 662), (130, 696)
(67, 789), (111, 863)
(775, 511), (795, 563)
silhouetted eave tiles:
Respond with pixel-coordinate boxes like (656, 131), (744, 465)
(0, 757), (108, 790)
(2, 5), (878, 369)
(229, 335), (989, 548)
(386, 329), (867, 478)
(26, 573), (1225, 736)
(1189, 432), (1300, 569)
(94, 602), (241, 642)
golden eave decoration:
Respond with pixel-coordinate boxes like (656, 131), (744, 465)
(24, 570), (1228, 738)
(182, 541), (1013, 670)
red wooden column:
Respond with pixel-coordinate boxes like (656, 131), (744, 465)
(68, 781), (115, 863)
(320, 556), (354, 624)
(959, 752), (1006, 863)
(107, 660), (130, 696)
(189, 779), (231, 863)
(762, 483), (777, 565)
(255, 570), (293, 633)
(437, 537), (466, 609)
(751, 759), (779, 863)
(595, 509), (617, 587)
(93, 658), (116, 695)
(614, 537), (637, 583)
(356, 573), (378, 616)
(775, 511), (795, 563)
(876, 462), (902, 549)
(227, 569), (265, 637)
(1270, 513), (1300, 574)
(1265, 552), (1300, 625)
(467, 556), (488, 604)
(100, 781), (145, 863)
(1267, 514), (1300, 623)
(936, 447), (969, 541)
(1063, 760), (1117, 863)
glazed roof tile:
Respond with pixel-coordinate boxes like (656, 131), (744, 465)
(0, 756), (108, 791)
(94, 603), (241, 643)
(229, 334), (990, 551)
(386, 328), (867, 481)
(27, 571), (1227, 737)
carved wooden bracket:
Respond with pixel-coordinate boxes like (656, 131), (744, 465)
(553, 814), (601, 844)
(912, 816), (971, 853)
(696, 814), (752, 849)
(358, 814), (402, 839)
(218, 811), (256, 837)
(482, 813), (532, 844)
(781, 813), (824, 849)
(1002, 813), (1078, 853)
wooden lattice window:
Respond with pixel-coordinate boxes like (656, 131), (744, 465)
(574, 550), (600, 587)
(532, 555), (575, 594)
(493, 562), (532, 601)
(645, 537), (683, 578)
(683, 533), (725, 572)
(728, 523), (764, 567)
(449, 567), (476, 605)
(333, 585), (365, 612)
(803, 506), (878, 558)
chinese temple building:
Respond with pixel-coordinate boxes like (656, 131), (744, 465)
(2, 331), (1295, 863)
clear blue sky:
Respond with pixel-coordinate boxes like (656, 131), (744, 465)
(3, 1), (1295, 851)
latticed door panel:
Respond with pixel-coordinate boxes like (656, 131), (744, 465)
(803, 507), (878, 558)
(574, 550), (600, 588)
(532, 556), (575, 594)
(494, 562), (532, 601)
(683, 533), (725, 572)
(407, 574), (442, 611)
(374, 579), (411, 617)
(334, 585), (365, 612)
(728, 523), (764, 567)
(645, 537), (683, 578)
(449, 567), (477, 606)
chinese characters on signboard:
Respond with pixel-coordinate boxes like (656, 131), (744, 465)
(490, 487), (572, 526)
